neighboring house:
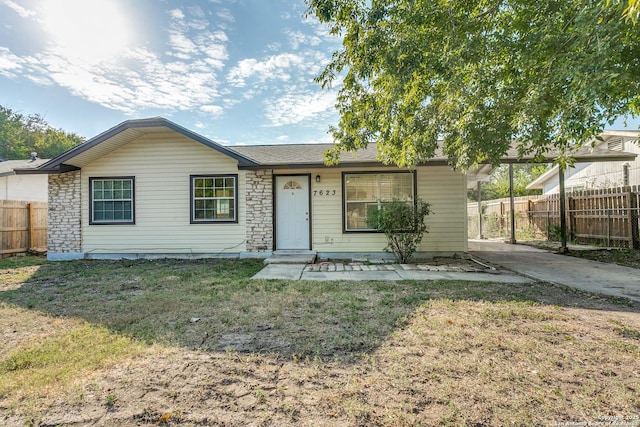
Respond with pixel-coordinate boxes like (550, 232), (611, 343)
(527, 130), (640, 194)
(30, 118), (634, 261)
(0, 157), (49, 201)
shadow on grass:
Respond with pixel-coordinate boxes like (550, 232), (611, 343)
(1, 257), (638, 362)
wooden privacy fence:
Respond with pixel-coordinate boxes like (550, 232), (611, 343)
(468, 185), (640, 248)
(0, 200), (48, 257)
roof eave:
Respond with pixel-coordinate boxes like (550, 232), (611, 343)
(38, 118), (258, 171)
(238, 159), (451, 170)
(15, 164), (81, 175)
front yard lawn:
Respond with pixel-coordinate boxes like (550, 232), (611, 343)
(1, 257), (639, 426)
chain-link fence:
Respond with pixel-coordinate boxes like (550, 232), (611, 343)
(468, 186), (640, 248)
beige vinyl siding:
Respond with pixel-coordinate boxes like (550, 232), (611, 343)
(81, 132), (246, 254)
(276, 165), (467, 254)
(415, 166), (467, 252)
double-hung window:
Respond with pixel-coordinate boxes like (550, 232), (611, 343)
(90, 177), (135, 225)
(190, 175), (238, 223)
(343, 172), (415, 231)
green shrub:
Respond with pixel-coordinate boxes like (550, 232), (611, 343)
(547, 224), (562, 241)
(367, 198), (432, 263)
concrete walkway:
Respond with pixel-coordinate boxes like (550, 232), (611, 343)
(252, 242), (640, 303)
(252, 259), (532, 283)
(469, 240), (640, 303)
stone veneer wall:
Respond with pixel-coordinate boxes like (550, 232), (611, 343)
(245, 169), (273, 252)
(48, 171), (82, 254)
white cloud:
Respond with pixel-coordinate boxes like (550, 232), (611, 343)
(2, 43), (223, 115)
(263, 90), (337, 127)
(165, 8), (228, 65)
(302, 14), (336, 39)
(227, 53), (305, 87)
(285, 30), (322, 50)
(277, 135), (289, 141)
(216, 8), (234, 22)
(168, 31), (197, 55)
(0, 47), (23, 77)
(188, 5), (205, 18)
(169, 8), (184, 20)
(200, 104), (224, 117)
(25, 74), (53, 86)
(1, 0), (35, 18)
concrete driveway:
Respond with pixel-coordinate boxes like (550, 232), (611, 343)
(468, 240), (640, 303)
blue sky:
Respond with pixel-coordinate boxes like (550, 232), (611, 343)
(0, 0), (637, 147)
(0, 0), (342, 145)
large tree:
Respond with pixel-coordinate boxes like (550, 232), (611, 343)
(307, 0), (640, 170)
(0, 106), (83, 160)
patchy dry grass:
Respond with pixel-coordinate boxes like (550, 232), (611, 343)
(1, 256), (639, 426)
(566, 248), (640, 269)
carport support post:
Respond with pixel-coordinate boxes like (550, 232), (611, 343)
(509, 164), (516, 244)
(559, 167), (568, 253)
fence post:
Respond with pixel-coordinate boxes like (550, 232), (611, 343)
(29, 203), (38, 251)
(607, 209), (611, 248)
(559, 168), (568, 252)
(508, 164), (516, 243)
(568, 195), (576, 242)
(0, 201), (3, 255)
(629, 186), (639, 249)
(500, 201), (505, 237)
(26, 203), (32, 251)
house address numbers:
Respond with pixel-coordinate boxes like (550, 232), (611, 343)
(313, 189), (337, 197)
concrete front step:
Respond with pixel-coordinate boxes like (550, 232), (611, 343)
(264, 251), (317, 265)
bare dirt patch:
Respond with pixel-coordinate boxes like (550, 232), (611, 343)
(1, 257), (639, 426)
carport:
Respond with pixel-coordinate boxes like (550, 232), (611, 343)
(470, 144), (637, 252)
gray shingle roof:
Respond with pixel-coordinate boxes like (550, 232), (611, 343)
(231, 142), (637, 168)
(230, 143), (454, 168)
(0, 159), (49, 177)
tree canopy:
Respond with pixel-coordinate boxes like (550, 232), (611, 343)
(0, 106), (84, 160)
(307, 0), (640, 170)
(623, 0), (639, 22)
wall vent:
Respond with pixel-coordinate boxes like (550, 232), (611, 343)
(607, 137), (624, 151)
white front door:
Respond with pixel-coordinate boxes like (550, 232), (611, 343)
(275, 175), (310, 250)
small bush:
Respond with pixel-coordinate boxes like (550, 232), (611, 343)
(367, 198), (432, 263)
(547, 224), (562, 241)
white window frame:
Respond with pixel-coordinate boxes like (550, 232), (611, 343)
(89, 177), (135, 225)
(343, 172), (415, 232)
(190, 174), (238, 224)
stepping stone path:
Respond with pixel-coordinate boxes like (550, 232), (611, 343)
(304, 261), (484, 273)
